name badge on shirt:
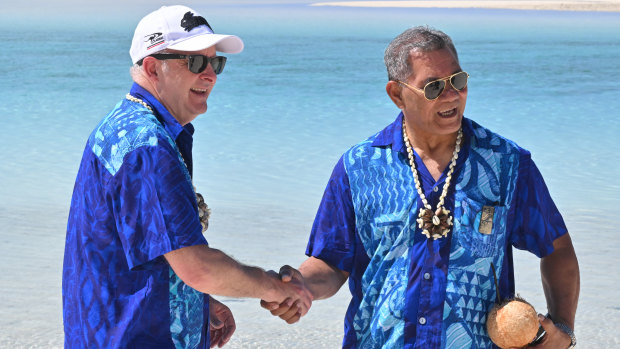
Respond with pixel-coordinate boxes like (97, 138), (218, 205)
(479, 206), (495, 235)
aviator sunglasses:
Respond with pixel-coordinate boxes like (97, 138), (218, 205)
(398, 71), (469, 100)
(140, 54), (227, 75)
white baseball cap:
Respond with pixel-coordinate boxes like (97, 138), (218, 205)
(130, 5), (244, 64)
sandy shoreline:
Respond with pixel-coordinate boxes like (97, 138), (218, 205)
(311, 0), (620, 12)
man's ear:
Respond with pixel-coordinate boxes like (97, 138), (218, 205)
(141, 57), (160, 82)
(386, 80), (405, 110)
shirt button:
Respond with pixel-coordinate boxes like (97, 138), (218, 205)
(433, 186), (439, 192)
(423, 272), (431, 280)
(419, 317), (427, 325)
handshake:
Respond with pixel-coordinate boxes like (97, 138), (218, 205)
(260, 265), (314, 324)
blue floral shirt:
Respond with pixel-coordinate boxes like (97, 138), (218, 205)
(306, 113), (567, 348)
(63, 84), (210, 348)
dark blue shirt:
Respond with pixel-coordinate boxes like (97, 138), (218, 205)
(306, 113), (567, 348)
(63, 83), (210, 348)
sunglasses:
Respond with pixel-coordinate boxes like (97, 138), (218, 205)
(398, 71), (469, 100)
(143, 54), (227, 75)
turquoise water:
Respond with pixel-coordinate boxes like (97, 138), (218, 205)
(1, 4), (619, 348)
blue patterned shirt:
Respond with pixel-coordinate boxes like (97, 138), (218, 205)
(306, 113), (567, 348)
(63, 83), (210, 348)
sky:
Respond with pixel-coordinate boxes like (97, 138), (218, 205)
(4, 0), (319, 12)
(1, 0), (330, 29)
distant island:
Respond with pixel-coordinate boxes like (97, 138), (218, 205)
(311, 0), (620, 12)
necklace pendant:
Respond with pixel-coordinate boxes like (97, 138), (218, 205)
(416, 207), (453, 240)
(195, 192), (211, 233)
(402, 120), (460, 240)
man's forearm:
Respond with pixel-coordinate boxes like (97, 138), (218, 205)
(540, 233), (580, 328)
(299, 257), (349, 300)
(165, 245), (282, 301)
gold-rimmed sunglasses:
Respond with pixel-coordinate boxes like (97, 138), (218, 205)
(398, 71), (469, 101)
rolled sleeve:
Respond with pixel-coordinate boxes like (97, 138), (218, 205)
(510, 152), (568, 257)
(306, 157), (357, 273)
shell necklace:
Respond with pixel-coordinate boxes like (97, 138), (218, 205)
(126, 93), (211, 232)
(402, 120), (462, 240)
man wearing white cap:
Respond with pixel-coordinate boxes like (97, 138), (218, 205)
(62, 6), (313, 348)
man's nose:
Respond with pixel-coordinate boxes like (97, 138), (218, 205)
(200, 65), (217, 82)
(442, 82), (461, 100)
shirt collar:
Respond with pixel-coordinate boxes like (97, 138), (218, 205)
(371, 111), (474, 154)
(371, 112), (406, 154)
(129, 83), (195, 141)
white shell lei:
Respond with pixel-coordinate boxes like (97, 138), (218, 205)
(126, 94), (211, 232)
(402, 120), (462, 240)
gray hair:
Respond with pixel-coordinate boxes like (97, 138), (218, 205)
(384, 26), (458, 81)
(129, 63), (142, 79)
(129, 49), (172, 78)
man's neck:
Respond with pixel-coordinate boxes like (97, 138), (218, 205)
(133, 77), (190, 126)
(404, 123), (459, 181)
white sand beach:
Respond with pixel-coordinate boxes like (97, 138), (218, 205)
(311, 0), (620, 12)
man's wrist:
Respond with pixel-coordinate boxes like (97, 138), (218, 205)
(263, 269), (287, 303)
(547, 314), (576, 348)
(554, 322), (576, 348)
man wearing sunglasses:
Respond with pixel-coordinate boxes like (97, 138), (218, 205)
(62, 5), (313, 348)
(263, 26), (579, 349)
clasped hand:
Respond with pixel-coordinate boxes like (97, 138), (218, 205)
(260, 265), (313, 324)
(513, 315), (572, 349)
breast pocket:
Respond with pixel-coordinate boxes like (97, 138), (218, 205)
(457, 198), (508, 258)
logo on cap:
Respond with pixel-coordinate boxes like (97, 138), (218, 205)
(144, 32), (165, 50)
(180, 11), (213, 32)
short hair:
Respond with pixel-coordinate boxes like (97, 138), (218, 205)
(129, 49), (172, 78)
(384, 26), (458, 81)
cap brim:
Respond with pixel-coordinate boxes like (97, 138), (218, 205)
(167, 34), (244, 54)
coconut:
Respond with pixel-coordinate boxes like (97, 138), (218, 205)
(486, 298), (539, 349)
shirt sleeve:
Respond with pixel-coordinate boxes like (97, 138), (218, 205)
(306, 156), (357, 273)
(509, 151), (568, 258)
(111, 142), (207, 270)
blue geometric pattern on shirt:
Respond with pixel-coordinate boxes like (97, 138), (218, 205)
(90, 99), (190, 183)
(86, 98), (201, 346)
(344, 120), (521, 348)
(169, 267), (204, 349)
(344, 139), (418, 348)
(442, 122), (521, 348)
